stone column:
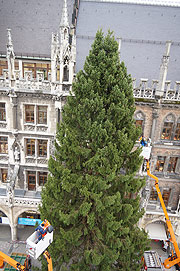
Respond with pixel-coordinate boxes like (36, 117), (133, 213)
(10, 97), (18, 130)
(175, 158), (180, 174)
(11, 223), (17, 241)
(164, 156), (170, 174)
(19, 60), (23, 79)
(151, 110), (159, 143)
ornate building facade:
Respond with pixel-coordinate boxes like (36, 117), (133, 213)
(0, 0), (180, 243)
(0, 0), (77, 240)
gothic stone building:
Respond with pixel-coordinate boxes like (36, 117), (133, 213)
(0, 0), (180, 243)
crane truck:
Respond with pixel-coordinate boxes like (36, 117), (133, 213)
(140, 141), (180, 270)
(0, 219), (53, 271)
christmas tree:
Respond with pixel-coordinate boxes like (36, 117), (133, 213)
(40, 30), (149, 271)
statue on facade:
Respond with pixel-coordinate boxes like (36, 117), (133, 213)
(14, 146), (20, 163)
(6, 165), (14, 207)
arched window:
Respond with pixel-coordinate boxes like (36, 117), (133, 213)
(134, 111), (145, 133)
(63, 65), (69, 82)
(174, 118), (180, 141)
(64, 29), (67, 39)
(63, 56), (69, 82)
(161, 114), (175, 140)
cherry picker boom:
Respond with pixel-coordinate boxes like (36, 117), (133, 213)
(0, 219), (53, 271)
(146, 160), (180, 269)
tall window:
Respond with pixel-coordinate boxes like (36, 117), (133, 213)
(27, 171), (36, 191)
(0, 137), (8, 154)
(26, 139), (35, 156)
(161, 114), (175, 140)
(0, 60), (8, 76)
(161, 122), (173, 140)
(134, 111), (145, 133)
(162, 189), (171, 207)
(149, 187), (158, 201)
(25, 105), (35, 123)
(37, 106), (47, 124)
(167, 157), (178, 173)
(38, 140), (47, 157)
(23, 62), (50, 80)
(155, 156), (166, 172)
(0, 103), (6, 121)
(174, 122), (180, 141)
(1, 169), (8, 183)
(39, 172), (48, 186)
(63, 65), (69, 82)
(36, 63), (50, 80)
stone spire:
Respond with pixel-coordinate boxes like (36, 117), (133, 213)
(51, 33), (59, 83)
(59, 0), (70, 46)
(6, 29), (15, 79)
(155, 40), (171, 98)
(60, 0), (69, 29)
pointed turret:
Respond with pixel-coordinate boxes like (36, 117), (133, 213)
(60, 0), (69, 29)
(59, 0), (69, 45)
(51, 33), (59, 83)
(155, 41), (171, 98)
(6, 28), (15, 79)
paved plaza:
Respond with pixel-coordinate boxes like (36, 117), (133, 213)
(0, 224), (41, 270)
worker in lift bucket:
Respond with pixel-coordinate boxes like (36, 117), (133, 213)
(35, 222), (47, 242)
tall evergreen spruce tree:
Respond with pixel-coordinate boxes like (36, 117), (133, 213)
(40, 30), (149, 271)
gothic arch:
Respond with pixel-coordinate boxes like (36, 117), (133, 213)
(161, 113), (176, 140)
(174, 117), (180, 141)
(0, 206), (10, 222)
(144, 219), (165, 229)
(135, 110), (146, 121)
(14, 208), (40, 225)
(163, 113), (176, 123)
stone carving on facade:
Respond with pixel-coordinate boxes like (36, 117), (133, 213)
(24, 71), (33, 81)
(6, 164), (16, 207)
(14, 146), (20, 163)
(0, 123), (7, 129)
(36, 126), (48, 132)
(37, 159), (48, 164)
(25, 158), (35, 164)
(136, 111), (144, 120)
(37, 72), (44, 81)
(14, 70), (20, 80)
(0, 155), (8, 161)
(24, 125), (35, 131)
(165, 113), (175, 122)
(2, 69), (9, 79)
(152, 111), (159, 119)
(144, 88), (154, 98)
(14, 198), (41, 207)
(49, 138), (55, 157)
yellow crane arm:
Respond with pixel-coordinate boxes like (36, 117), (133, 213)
(0, 251), (26, 270)
(43, 250), (53, 271)
(147, 160), (180, 269)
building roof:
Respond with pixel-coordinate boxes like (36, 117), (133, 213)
(76, 0), (180, 84)
(0, 0), (74, 57)
(81, 0), (180, 7)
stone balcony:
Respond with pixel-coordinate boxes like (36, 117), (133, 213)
(1, 71), (180, 101)
(0, 188), (41, 208)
